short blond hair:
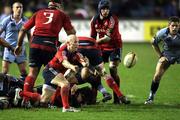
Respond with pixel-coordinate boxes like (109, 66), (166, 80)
(66, 35), (78, 43)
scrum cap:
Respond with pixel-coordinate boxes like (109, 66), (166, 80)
(98, 0), (111, 11)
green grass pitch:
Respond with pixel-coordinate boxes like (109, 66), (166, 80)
(0, 43), (180, 120)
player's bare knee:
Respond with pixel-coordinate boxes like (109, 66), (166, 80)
(153, 74), (162, 82)
(159, 57), (168, 64)
(60, 81), (70, 88)
(51, 73), (64, 86)
(40, 87), (54, 103)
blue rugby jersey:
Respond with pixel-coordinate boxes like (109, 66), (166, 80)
(152, 27), (180, 53)
(0, 15), (28, 47)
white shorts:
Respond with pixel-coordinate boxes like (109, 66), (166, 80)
(3, 47), (27, 64)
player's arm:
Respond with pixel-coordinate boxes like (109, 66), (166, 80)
(62, 59), (79, 73)
(90, 17), (97, 39)
(63, 13), (76, 35)
(0, 37), (14, 51)
(96, 35), (111, 44)
(76, 53), (89, 67)
(14, 14), (36, 56)
(151, 37), (163, 58)
(65, 28), (76, 35)
(14, 26), (27, 55)
(17, 26), (28, 47)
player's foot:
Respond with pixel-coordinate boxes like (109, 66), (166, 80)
(62, 107), (80, 112)
(21, 99), (32, 109)
(102, 93), (112, 102)
(13, 88), (22, 106)
(144, 97), (154, 104)
(119, 96), (131, 104)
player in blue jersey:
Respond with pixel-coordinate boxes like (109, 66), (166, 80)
(145, 16), (180, 104)
(0, 2), (29, 80)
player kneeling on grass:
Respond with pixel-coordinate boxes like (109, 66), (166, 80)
(40, 35), (89, 112)
(145, 16), (180, 104)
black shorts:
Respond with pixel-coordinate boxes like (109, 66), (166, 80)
(102, 48), (122, 63)
(78, 48), (103, 66)
(42, 67), (57, 89)
(29, 48), (56, 67)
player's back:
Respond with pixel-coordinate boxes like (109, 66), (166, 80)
(33, 8), (67, 37)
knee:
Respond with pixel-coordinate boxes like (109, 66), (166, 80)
(153, 73), (162, 82)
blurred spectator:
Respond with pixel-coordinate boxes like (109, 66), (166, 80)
(0, 5), (11, 57)
(0, 0), (179, 19)
(163, 0), (178, 17)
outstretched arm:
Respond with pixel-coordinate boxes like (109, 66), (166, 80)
(14, 26), (27, 56)
(151, 37), (163, 58)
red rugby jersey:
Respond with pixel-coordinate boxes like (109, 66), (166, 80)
(48, 44), (81, 72)
(24, 8), (74, 37)
(90, 15), (122, 51)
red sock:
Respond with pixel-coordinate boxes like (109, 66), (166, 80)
(21, 91), (40, 101)
(24, 76), (35, 92)
(50, 87), (61, 105)
(105, 77), (123, 97)
(61, 86), (70, 109)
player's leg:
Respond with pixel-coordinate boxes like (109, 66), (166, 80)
(2, 61), (10, 74)
(16, 47), (27, 81)
(40, 84), (55, 107)
(24, 48), (42, 93)
(145, 57), (170, 104)
(51, 73), (70, 108)
(51, 73), (80, 112)
(109, 61), (120, 104)
(97, 62), (130, 104)
(109, 48), (121, 104)
(2, 48), (14, 74)
(17, 62), (27, 81)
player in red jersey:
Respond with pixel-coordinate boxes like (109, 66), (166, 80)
(40, 35), (89, 112)
(14, 0), (76, 105)
(90, 0), (124, 104)
(78, 36), (130, 104)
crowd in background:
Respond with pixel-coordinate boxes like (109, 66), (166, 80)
(0, 0), (179, 19)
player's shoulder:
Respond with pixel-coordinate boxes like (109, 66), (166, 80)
(1, 15), (11, 23)
(91, 14), (99, 23)
(156, 27), (168, 38)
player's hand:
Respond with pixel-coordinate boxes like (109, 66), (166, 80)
(14, 46), (22, 56)
(83, 56), (89, 67)
(72, 65), (79, 73)
(71, 84), (79, 95)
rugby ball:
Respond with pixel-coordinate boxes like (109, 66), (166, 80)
(123, 52), (137, 68)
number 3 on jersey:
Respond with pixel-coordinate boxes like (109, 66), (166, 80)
(43, 12), (54, 24)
